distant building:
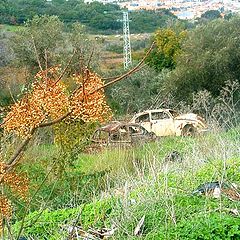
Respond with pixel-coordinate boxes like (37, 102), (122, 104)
(84, 0), (119, 3)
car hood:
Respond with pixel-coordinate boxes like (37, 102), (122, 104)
(175, 113), (207, 127)
(175, 113), (198, 120)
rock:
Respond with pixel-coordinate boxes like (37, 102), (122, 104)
(165, 151), (182, 162)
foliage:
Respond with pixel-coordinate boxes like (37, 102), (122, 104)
(162, 16), (240, 103)
(10, 15), (64, 71)
(10, 15), (100, 73)
(1, 0), (178, 34)
(191, 80), (240, 128)
(13, 198), (115, 239)
(0, 30), (13, 68)
(145, 28), (187, 72)
(0, 67), (28, 108)
(146, 213), (240, 239)
(129, 10), (177, 33)
(70, 69), (112, 123)
(109, 138), (240, 239)
(201, 10), (222, 20)
(4, 67), (68, 137)
(10, 144), (111, 214)
(53, 120), (98, 165)
(0, 161), (29, 230)
(3, 67), (112, 137)
(0, 31), (24, 107)
(10, 128), (240, 239)
(106, 67), (164, 115)
(0, 63), (112, 233)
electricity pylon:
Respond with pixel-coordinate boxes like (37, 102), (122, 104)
(123, 11), (132, 69)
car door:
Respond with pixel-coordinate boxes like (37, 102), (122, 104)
(109, 125), (131, 144)
(150, 111), (175, 136)
(134, 113), (152, 133)
(129, 124), (149, 143)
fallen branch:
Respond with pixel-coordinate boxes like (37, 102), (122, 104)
(91, 42), (155, 94)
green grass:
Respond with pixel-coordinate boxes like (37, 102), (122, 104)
(13, 198), (116, 240)
(0, 24), (25, 32)
(13, 152), (240, 239)
(10, 128), (240, 239)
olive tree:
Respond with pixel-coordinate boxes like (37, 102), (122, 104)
(162, 16), (240, 103)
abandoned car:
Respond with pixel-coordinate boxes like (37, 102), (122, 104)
(91, 121), (156, 146)
(130, 109), (207, 137)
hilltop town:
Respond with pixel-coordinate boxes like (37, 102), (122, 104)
(84, 0), (240, 19)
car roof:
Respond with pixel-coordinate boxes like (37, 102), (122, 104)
(97, 122), (143, 133)
(132, 109), (174, 118)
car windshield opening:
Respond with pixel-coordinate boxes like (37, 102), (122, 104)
(135, 114), (150, 123)
(169, 110), (180, 118)
(151, 112), (170, 120)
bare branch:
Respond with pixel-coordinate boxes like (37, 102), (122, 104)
(91, 42), (155, 94)
(31, 36), (43, 72)
(52, 49), (77, 86)
(38, 111), (72, 128)
(44, 49), (48, 79)
(87, 48), (94, 68)
(6, 128), (35, 167)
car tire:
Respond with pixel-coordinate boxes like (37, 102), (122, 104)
(149, 132), (157, 140)
(181, 125), (196, 137)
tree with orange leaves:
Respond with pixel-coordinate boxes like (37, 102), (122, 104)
(0, 42), (154, 235)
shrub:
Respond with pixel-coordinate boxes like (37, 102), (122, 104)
(13, 198), (115, 239)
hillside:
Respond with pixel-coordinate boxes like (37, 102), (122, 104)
(0, 0), (178, 34)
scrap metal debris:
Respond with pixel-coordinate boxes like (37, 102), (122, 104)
(192, 181), (240, 200)
(229, 208), (239, 216)
(66, 225), (116, 240)
(134, 215), (145, 236)
(164, 151), (183, 162)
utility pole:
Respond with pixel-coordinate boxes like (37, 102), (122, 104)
(123, 11), (132, 69)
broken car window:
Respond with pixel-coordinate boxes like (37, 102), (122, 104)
(135, 114), (150, 123)
(151, 112), (170, 120)
(169, 110), (179, 118)
(129, 125), (143, 135)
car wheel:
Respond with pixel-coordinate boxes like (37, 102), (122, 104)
(181, 125), (197, 137)
(149, 132), (157, 140)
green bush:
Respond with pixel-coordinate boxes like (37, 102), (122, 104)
(13, 198), (115, 239)
(146, 213), (240, 240)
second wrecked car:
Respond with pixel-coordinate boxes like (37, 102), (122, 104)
(91, 121), (156, 146)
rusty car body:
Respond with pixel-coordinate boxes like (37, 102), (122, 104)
(91, 121), (156, 147)
(129, 109), (207, 137)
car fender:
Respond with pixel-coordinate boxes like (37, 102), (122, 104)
(175, 121), (197, 136)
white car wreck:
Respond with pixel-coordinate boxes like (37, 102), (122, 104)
(130, 109), (208, 137)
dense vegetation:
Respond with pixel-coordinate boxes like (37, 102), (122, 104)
(145, 28), (187, 72)
(0, 0), (177, 34)
(162, 17), (240, 103)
